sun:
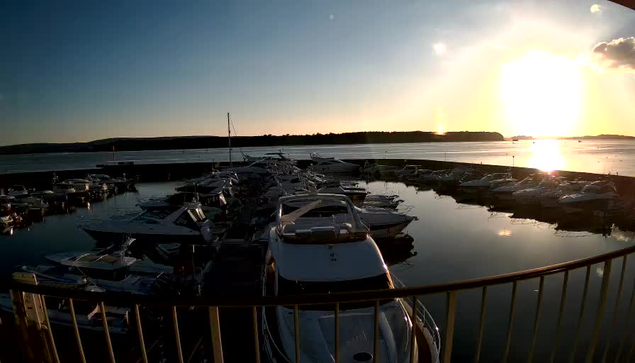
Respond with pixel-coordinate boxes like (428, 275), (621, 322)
(500, 50), (583, 137)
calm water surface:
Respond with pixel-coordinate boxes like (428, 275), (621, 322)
(2, 139), (635, 176)
(1, 181), (633, 361)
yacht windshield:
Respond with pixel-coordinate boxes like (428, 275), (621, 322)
(278, 273), (392, 295)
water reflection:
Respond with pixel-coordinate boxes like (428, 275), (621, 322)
(497, 229), (512, 237)
(529, 139), (566, 172)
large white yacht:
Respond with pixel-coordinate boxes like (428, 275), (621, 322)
(262, 194), (439, 363)
(79, 202), (217, 245)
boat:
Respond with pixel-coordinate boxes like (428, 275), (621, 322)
(79, 202), (217, 246)
(492, 175), (541, 201)
(0, 286), (131, 335)
(308, 153), (359, 173)
(364, 194), (403, 209)
(7, 185), (29, 198)
(395, 165), (420, 180)
(558, 181), (622, 214)
(357, 207), (417, 240)
(512, 178), (559, 206)
(459, 173), (513, 193)
(262, 194), (439, 363)
(45, 239), (173, 277)
(318, 182), (367, 207)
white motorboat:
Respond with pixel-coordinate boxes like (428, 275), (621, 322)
(0, 288), (130, 335)
(492, 175), (541, 201)
(360, 162), (399, 177)
(318, 183), (367, 207)
(20, 264), (159, 295)
(437, 168), (470, 186)
(308, 153), (359, 173)
(418, 169), (448, 184)
(459, 173), (513, 192)
(537, 180), (589, 209)
(559, 181), (622, 214)
(45, 240), (173, 277)
(79, 202), (217, 245)
(7, 185), (29, 198)
(364, 194), (403, 209)
(357, 207), (417, 240)
(512, 178), (559, 205)
(262, 194), (439, 363)
(395, 165), (420, 180)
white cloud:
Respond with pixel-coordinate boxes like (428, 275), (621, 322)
(328, 14), (335, 21)
(593, 37), (635, 70)
(432, 42), (447, 56)
(590, 4), (601, 13)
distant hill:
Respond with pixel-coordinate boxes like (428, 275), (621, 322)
(0, 131), (504, 155)
(566, 134), (635, 140)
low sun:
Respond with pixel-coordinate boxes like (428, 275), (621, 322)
(500, 50), (583, 137)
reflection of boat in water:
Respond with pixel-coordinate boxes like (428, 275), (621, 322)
(262, 194), (439, 363)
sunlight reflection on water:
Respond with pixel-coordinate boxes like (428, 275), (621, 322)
(529, 139), (566, 172)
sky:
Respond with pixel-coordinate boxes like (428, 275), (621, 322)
(1, 0), (635, 146)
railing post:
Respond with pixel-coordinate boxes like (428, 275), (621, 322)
(134, 304), (148, 363)
(374, 300), (380, 363)
(586, 259), (612, 363)
(527, 276), (545, 363)
(294, 304), (301, 363)
(99, 302), (116, 363)
(172, 306), (184, 363)
(474, 287), (487, 363)
(252, 306), (261, 363)
(602, 255), (627, 362)
(549, 271), (569, 363)
(443, 291), (457, 363)
(616, 276), (635, 361)
(335, 302), (340, 363)
(502, 281), (518, 363)
(410, 296), (418, 363)
(570, 265), (592, 363)
(208, 306), (224, 363)
(68, 299), (86, 363)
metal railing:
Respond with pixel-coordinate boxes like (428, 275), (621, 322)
(5, 244), (635, 363)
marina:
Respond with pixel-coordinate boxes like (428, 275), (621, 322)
(1, 153), (635, 362)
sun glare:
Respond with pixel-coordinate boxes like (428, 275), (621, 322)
(529, 139), (566, 172)
(500, 51), (583, 137)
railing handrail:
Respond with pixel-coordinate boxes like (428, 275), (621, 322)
(5, 244), (635, 307)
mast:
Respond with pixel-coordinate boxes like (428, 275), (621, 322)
(227, 112), (232, 168)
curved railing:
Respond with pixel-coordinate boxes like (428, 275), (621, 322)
(5, 244), (635, 363)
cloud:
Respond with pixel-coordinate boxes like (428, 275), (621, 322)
(590, 4), (601, 13)
(432, 42), (447, 56)
(593, 37), (635, 70)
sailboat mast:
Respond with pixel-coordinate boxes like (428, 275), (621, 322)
(227, 112), (232, 168)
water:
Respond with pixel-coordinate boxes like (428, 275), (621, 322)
(2, 139), (635, 176)
(1, 180), (633, 361)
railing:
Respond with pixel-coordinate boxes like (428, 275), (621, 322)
(4, 244), (635, 363)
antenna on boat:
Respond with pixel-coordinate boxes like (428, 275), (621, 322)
(227, 112), (232, 168)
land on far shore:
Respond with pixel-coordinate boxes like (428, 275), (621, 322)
(0, 131), (504, 155)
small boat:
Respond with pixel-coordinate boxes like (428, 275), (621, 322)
(395, 165), (420, 180)
(308, 153), (360, 173)
(0, 289), (131, 335)
(357, 207), (417, 240)
(559, 181), (622, 214)
(492, 175), (541, 201)
(7, 185), (29, 198)
(318, 182), (368, 207)
(45, 239), (173, 277)
(459, 173), (513, 193)
(262, 193), (439, 363)
(79, 202), (217, 245)
(364, 194), (403, 209)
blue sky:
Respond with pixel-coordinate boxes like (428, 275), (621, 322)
(1, 0), (635, 146)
